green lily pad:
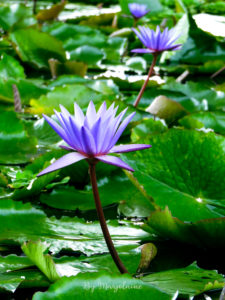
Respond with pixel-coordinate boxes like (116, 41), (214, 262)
(104, 37), (127, 63)
(0, 77), (49, 105)
(0, 245), (142, 279)
(0, 273), (25, 293)
(40, 172), (153, 217)
(125, 79), (225, 112)
(0, 255), (33, 273)
(142, 262), (225, 297)
(55, 244), (142, 276)
(0, 54), (25, 80)
(26, 118), (62, 147)
(11, 150), (65, 200)
(48, 76), (119, 95)
(9, 28), (66, 69)
(0, 3), (35, 31)
(170, 14), (225, 71)
(122, 129), (225, 221)
(131, 119), (167, 142)
(162, 80), (225, 112)
(0, 111), (37, 164)
(29, 84), (105, 115)
(0, 199), (150, 256)
(125, 56), (147, 72)
(22, 241), (60, 282)
(43, 22), (107, 49)
(33, 273), (171, 300)
(179, 111), (225, 135)
(70, 45), (105, 65)
(0, 270), (49, 293)
(145, 208), (225, 248)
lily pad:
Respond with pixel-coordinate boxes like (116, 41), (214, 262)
(0, 270), (49, 293)
(0, 111), (37, 164)
(29, 84), (105, 115)
(33, 273), (171, 300)
(142, 262), (225, 297)
(144, 207), (225, 248)
(0, 3), (35, 31)
(70, 45), (105, 65)
(0, 54), (25, 80)
(122, 129), (225, 221)
(170, 14), (225, 71)
(0, 273), (25, 293)
(179, 111), (225, 135)
(0, 199), (150, 256)
(40, 172), (153, 217)
(22, 241), (60, 282)
(10, 28), (66, 69)
(0, 77), (49, 105)
(43, 23), (107, 49)
(131, 119), (167, 142)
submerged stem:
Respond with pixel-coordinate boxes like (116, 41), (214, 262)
(89, 162), (128, 274)
(133, 54), (158, 108)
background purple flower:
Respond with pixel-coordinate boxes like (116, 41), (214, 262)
(128, 3), (150, 19)
(37, 101), (151, 176)
(132, 25), (182, 54)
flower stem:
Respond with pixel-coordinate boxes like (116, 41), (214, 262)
(33, 0), (37, 14)
(133, 54), (158, 108)
(89, 162), (129, 274)
(133, 18), (137, 27)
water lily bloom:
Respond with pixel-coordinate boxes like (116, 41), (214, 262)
(128, 3), (150, 19)
(132, 25), (182, 54)
(37, 101), (151, 177)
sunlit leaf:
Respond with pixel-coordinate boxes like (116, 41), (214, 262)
(123, 129), (225, 221)
(10, 28), (66, 69)
(0, 111), (37, 164)
(142, 262), (225, 297)
(33, 273), (171, 300)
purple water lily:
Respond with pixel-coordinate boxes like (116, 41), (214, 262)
(37, 101), (151, 275)
(132, 26), (182, 107)
(132, 25), (182, 54)
(37, 101), (151, 177)
(128, 3), (150, 20)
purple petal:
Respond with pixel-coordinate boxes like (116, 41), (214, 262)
(90, 117), (101, 140)
(131, 25), (182, 54)
(42, 114), (72, 147)
(59, 105), (70, 118)
(69, 116), (83, 151)
(59, 145), (74, 151)
(102, 108), (128, 153)
(74, 103), (84, 124)
(81, 126), (96, 154)
(131, 48), (153, 54)
(167, 44), (182, 51)
(97, 101), (107, 117)
(97, 155), (134, 172)
(85, 100), (97, 128)
(132, 27), (147, 47)
(109, 112), (136, 148)
(37, 152), (86, 177)
(58, 113), (78, 150)
(110, 144), (152, 153)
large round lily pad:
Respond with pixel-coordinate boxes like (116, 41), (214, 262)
(122, 129), (225, 222)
